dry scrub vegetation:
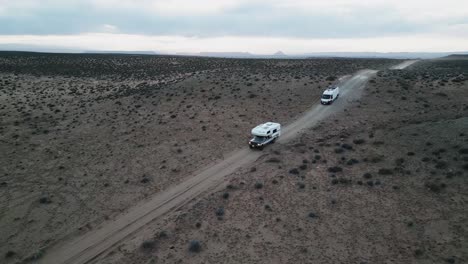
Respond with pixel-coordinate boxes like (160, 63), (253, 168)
(106, 58), (467, 264)
(0, 52), (397, 262)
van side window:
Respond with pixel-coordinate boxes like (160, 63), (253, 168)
(273, 129), (277, 133)
(267, 131), (271, 134)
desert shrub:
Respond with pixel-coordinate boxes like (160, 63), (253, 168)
(289, 168), (299, 175)
(298, 182), (305, 189)
(141, 239), (156, 251)
(341, 143), (353, 150)
(378, 168), (393, 175)
(141, 177), (150, 183)
(250, 167), (257, 172)
(222, 192), (229, 199)
(367, 181), (374, 186)
(435, 161), (448, 169)
(302, 159), (309, 164)
(459, 148), (468, 154)
(445, 257), (456, 263)
(158, 231), (168, 238)
(370, 156), (383, 163)
(314, 155), (321, 160)
(5, 251), (15, 258)
(39, 196), (51, 204)
(425, 182), (446, 193)
(338, 178), (350, 184)
(334, 148), (344, 154)
(215, 207), (225, 216)
(463, 164), (468, 170)
(331, 179), (339, 185)
(266, 158), (280, 163)
(407, 152), (415, 156)
(26, 249), (45, 261)
(353, 139), (366, 144)
(328, 166), (342, 173)
(189, 240), (202, 253)
(299, 164), (307, 170)
(326, 76), (337, 81)
(395, 158), (405, 166)
(414, 249), (424, 257)
(363, 173), (372, 179)
(254, 182), (263, 189)
(346, 159), (359, 165)
(308, 212), (317, 218)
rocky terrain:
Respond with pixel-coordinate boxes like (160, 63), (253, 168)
(0, 52), (399, 262)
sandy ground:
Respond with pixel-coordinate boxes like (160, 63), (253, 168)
(94, 58), (467, 264)
(0, 52), (398, 263)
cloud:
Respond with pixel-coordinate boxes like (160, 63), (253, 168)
(0, 0), (467, 52)
(1, 33), (467, 53)
(100, 24), (119, 33)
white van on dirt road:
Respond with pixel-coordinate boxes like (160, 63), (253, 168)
(321, 86), (340, 105)
(248, 122), (281, 150)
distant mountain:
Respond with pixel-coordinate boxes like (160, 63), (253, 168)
(0, 44), (82, 53)
(1, 44), (468, 59)
(198, 52), (253, 58)
(440, 54), (468, 60)
(303, 51), (468, 59)
(84, 50), (158, 55)
(273, 51), (286, 56)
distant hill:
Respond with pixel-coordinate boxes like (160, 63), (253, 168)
(304, 51), (468, 59)
(84, 50), (158, 55)
(440, 54), (468, 60)
(1, 45), (467, 59)
(273, 51), (286, 56)
(198, 52), (253, 58)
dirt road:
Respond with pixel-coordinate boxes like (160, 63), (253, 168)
(38, 61), (416, 264)
(390, 60), (418, 69)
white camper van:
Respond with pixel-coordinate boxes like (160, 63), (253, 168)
(248, 122), (281, 150)
(321, 86), (340, 105)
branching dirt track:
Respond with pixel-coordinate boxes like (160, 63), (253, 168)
(38, 61), (417, 264)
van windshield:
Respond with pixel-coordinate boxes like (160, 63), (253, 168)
(322, 94), (332, 99)
(252, 136), (268, 143)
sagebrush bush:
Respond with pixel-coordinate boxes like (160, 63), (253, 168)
(189, 240), (202, 252)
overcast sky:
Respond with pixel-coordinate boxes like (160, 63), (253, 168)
(1, 0), (468, 54)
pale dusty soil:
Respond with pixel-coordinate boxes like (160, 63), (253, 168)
(0, 52), (397, 262)
(104, 59), (468, 264)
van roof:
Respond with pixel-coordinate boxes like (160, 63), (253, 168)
(252, 122), (281, 136)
